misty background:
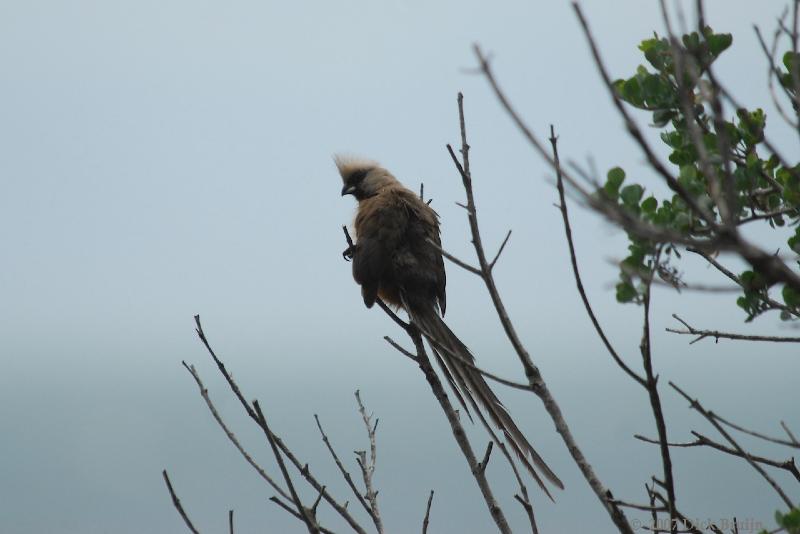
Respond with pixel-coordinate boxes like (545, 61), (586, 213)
(1, 1), (798, 532)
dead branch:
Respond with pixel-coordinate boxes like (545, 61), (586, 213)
(634, 431), (800, 482)
(313, 414), (375, 526)
(449, 91), (633, 533)
(162, 470), (201, 534)
(354, 390), (384, 534)
(667, 314), (800, 344)
(669, 381), (796, 509)
(422, 490), (434, 534)
(182, 362), (291, 501)
(193, 315), (368, 534)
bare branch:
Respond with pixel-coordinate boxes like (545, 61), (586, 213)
(422, 490), (434, 534)
(452, 89), (633, 532)
(478, 441), (494, 474)
(313, 414), (374, 524)
(354, 390), (385, 534)
(550, 125), (647, 387)
(782, 421), (800, 446)
(268, 497), (337, 534)
(712, 412), (800, 449)
(489, 230), (513, 270)
(162, 470), (201, 534)
(639, 256), (678, 532)
(253, 401), (320, 534)
(607, 497), (667, 513)
(427, 236), (483, 275)
(635, 432), (800, 482)
(383, 336), (419, 361)
(669, 381), (796, 508)
(181, 362), (291, 501)
(192, 316), (368, 534)
(667, 314), (800, 343)
(405, 325), (513, 533)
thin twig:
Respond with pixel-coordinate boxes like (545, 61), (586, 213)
(489, 230), (513, 270)
(384, 336), (419, 361)
(462, 83), (634, 532)
(181, 362), (291, 501)
(253, 401), (320, 534)
(407, 324), (513, 534)
(313, 414), (375, 524)
(427, 237), (483, 275)
(608, 497), (667, 513)
(686, 248), (800, 319)
(712, 412), (800, 449)
(422, 490), (434, 534)
(354, 390), (385, 534)
(550, 125), (646, 387)
(669, 381), (796, 508)
(162, 470), (201, 534)
(634, 432), (800, 482)
(451, 90), (632, 533)
(478, 441), (494, 474)
(192, 316), (367, 534)
(781, 421), (800, 445)
(639, 252), (677, 533)
(268, 497), (337, 534)
(667, 314), (800, 343)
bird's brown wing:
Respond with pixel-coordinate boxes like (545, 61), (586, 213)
(405, 196), (447, 316)
(353, 194), (409, 308)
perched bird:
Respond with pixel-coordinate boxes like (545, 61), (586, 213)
(337, 155), (563, 496)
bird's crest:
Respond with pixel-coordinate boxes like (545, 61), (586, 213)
(334, 154), (380, 183)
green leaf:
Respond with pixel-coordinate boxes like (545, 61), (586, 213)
(622, 77), (644, 106)
(652, 109), (676, 127)
(605, 167), (626, 197)
(776, 508), (800, 534)
(707, 32), (732, 56)
(782, 285), (800, 308)
(788, 228), (800, 254)
(616, 281), (638, 303)
(641, 196), (658, 213)
(620, 184), (645, 207)
(783, 51), (800, 73)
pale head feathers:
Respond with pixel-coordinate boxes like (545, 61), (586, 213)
(335, 154), (400, 199)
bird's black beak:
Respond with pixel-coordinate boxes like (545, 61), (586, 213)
(341, 184), (356, 196)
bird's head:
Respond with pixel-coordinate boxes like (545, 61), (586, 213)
(335, 155), (398, 200)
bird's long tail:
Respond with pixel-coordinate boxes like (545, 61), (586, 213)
(406, 303), (564, 498)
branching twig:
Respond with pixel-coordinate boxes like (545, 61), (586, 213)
(712, 412), (800, 450)
(406, 325), (513, 533)
(450, 89), (632, 533)
(686, 248), (800, 319)
(193, 316), (368, 534)
(313, 414), (375, 525)
(670, 382), (796, 508)
(181, 362), (291, 501)
(667, 314), (800, 344)
(550, 125), (646, 387)
(639, 252), (678, 533)
(253, 401), (320, 534)
(634, 431), (800, 482)
(354, 390), (385, 534)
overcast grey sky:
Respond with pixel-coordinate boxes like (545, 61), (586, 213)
(1, 1), (798, 533)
